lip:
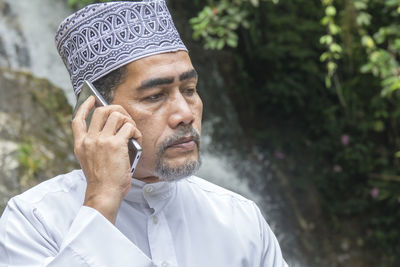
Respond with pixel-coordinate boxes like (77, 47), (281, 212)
(167, 136), (197, 151)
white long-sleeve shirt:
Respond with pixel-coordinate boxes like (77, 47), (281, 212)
(0, 170), (288, 267)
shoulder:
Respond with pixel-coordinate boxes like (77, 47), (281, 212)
(0, 170), (87, 258)
(5, 169), (86, 226)
(12, 169), (86, 206)
(182, 175), (252, 203)
(177, 176), (260, 219)
(176, 176), (267, 243)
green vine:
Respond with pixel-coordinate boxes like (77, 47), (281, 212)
(190, 0), (278, 50)
(320, 0), (347, 108)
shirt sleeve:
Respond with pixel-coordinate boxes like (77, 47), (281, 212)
(0, 199), (155, 267)
(252, 202), (289, 267)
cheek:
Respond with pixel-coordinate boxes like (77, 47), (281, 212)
(134, 119), (160, 168)
(194, 98), (203, 132)
(136, 118), (157, 146)
(134, 113), (168, 155)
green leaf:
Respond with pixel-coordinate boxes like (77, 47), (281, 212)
(320, 52), (330, 62)
(327, 61), (337, 74)
(189, 17), (200, 24)
(353, 1), (367, 10)
(249, 0), (259, 7)
(204, 6), (213, 16)
(325, 75), (332, 88)
(320, 35), (333, 45)
(360, 63), (372, 73)
(373, 120), (385, 132)
(216, 39), (225, 50)
(68, 0), (78, 7)
(325, 6), (336, 16)
(242, 20), (250, 29)
(329, 24), (341, 35)
(356, 12), (372, 26)
(361, 35), (375, 48)
(322, 0), (331, 6)
(370, 51), (381, 63)
(321, 17), (330, 26)
(329, 43), (342, 53)
(226, 36), (238, 47)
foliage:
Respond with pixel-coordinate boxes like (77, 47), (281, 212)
(355, 0), (400, 97)
(17, 141), (45, 187)
(191, 0), (400, 264)
(190, 0), (278, 50)
(320, 0), (344, 93)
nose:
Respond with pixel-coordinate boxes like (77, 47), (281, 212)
(168, 92), (195, 129)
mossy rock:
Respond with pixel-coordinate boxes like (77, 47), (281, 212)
(0, 68), (79, 212)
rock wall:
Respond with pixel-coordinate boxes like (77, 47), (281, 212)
(0, 68), (78, 212)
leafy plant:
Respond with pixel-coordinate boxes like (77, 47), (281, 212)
(190, 0), (278, 50)
(17, 142), (45, 187)
(190, 0), (400, 263)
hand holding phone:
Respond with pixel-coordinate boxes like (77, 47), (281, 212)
(72, 80), (143, 223)
(73, 80), (142, 175)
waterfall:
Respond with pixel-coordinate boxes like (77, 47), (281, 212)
(0, 0), (305, 265)
(0, 0), (75, 104)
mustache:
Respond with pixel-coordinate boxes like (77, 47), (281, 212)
(158, 125), (201, 154)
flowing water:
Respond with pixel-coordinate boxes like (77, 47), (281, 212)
(0, 0), (305, 265)
(0, 0), (75, 104)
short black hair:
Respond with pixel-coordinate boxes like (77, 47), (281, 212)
(92, 66), (127, 103)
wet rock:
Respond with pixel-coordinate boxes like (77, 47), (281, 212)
(0, 0), (10, 16)
(0, 68), (78, 213)
(0, 0), (30, 69)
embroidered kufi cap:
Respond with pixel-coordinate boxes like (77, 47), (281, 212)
(55, 0), (187, 96)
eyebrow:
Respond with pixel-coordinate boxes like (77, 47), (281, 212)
(136, 69), (198, 91)
(179, 69), (198, 81)
(137, 77), (174, 91)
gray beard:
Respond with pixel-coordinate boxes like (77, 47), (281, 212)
(155, 156), (201, 182)
(154, 125), (201, 182)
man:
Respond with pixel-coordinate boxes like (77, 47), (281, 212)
(0, 1), (288, 266)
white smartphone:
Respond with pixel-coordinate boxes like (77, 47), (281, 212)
(72, 80), (142, 175)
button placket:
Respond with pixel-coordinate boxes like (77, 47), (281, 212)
(147, 212), (178, 267)
(152, 215), (159, 224)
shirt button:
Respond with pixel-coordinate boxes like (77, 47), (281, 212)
(161, 261), (169, 267)
(144, 185), (154, 193)
(152, 215), (159, 224)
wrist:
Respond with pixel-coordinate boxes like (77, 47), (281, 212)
(84, 187), (124, 224)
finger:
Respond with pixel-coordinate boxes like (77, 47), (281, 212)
(88, 105), (133, 135)
(116, 122), (142, 143)
(102, 111), (136, 136)
(108, 105), (132, 118)
(72, 96), (95, 142)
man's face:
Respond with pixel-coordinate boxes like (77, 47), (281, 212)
(112, 51), (203, 182)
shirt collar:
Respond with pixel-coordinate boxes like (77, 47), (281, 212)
(124, 177), (176, 214)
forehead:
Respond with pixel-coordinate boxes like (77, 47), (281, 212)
(125, 51), (194, 80)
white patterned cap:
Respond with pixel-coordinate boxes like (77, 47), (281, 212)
(55, 0), (187, 96)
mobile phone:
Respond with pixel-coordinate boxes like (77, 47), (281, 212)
(72, 80), (142, 175)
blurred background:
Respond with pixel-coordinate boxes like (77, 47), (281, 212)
(0, 0), (399, 266)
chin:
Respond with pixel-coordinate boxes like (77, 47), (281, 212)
(155, 154), (201, 182)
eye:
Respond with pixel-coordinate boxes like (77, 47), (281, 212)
(145, 93), (165, 102)
(183, 88), (196, 96)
